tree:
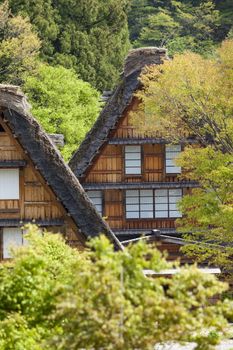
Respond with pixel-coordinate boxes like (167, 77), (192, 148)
(214, 0), (233, 41)
(0, 224), (80, 349)
(127, 0), (158, 43)
(0, 224), (231, 349)
(135, 1), (220, 56)
(134, 40), (233, 153)
(0, 1), (40, 85)
(174, 146), (233, 275)
(9, 0), (130, 90)
(23, 63), (101, 160)
(133, 40), (233, 274)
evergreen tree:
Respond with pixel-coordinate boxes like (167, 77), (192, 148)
(132, 1), (220, 56)
(214, 0), (233, 41)
(0, 1), (40, 84)
(8, 0), (130, 90)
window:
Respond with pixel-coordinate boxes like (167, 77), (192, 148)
(3, 227), (25, 259)
(87, 190), (103, 215)
(165, 145), (181, 174)
(155, 189), (182, 218)
(125, 190), (153, 219)
(125, 188), (182, 219)
(125, 145), (141, 175)
(0, 169), (19, 199)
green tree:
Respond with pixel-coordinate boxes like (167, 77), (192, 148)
(0, 224), (231, 349)
(135, 1), (220, 55)
(133, 40), (233, 274)
(175, 146), (233, 275)
(0, 224), (81, 349)
(23, 63), (101, 160)
(127, 0), (158, 42)
(0, 1), (40, 84)
(214, 0), (233, 41)
(8, 0), (130, 90)
(134, 40), (233, 153)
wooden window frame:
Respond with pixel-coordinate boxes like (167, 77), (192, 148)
(125, 188), (183, 220)
(164, 144), (182, 176)
(86, 190), (103, 216)
(124, 145), (142, 176)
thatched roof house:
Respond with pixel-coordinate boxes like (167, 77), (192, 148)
(69, 47), (169, 177)
(0, 84), (122, 254)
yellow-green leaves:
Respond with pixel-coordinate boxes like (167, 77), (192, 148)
(23, 63), (101, 160)
(0, 1), (40, 85)
(0, 225), (231, 349)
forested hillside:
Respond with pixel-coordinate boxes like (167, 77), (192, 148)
(0, 0), (232, 159)
(128, 0), (233, 55)
(8, 0), (130, 90)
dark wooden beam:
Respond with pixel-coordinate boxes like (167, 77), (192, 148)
(0, 160), (27, 168)
(108, 138), (197, 145)
(83, 181), (199, 190)
(0, 219), (65, 227)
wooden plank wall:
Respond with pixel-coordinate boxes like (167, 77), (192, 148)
(103, 189), (190, 230)
(84, 143), (181, 183)
(0, 117), (82, 249)
(112, 97), (163, 139)
(82, 97), (192, 232)
(0, 129), (63, 221)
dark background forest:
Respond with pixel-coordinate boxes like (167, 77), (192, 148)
(0, 0), (232, 158)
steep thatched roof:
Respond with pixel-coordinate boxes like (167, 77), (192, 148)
(0, 84), (122, 250)
(69, 47), (168, 177)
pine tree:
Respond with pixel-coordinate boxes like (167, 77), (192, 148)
(9, 0), (130, 90)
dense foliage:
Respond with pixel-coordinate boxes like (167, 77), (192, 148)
(129, 0), (220, 55)
(0, 224), (231, 349)
(134, 40), (233, 273)
(0, 1), (40, 84)
(8, 0), (130, 90)
(23, 64), (101, 160)
(0, 0), (232, 163)
(128, 0), (233, 56)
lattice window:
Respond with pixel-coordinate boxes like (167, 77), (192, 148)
(125, 145), (141, 175)
(125, 189), (153, 219)
(168, 189), (182, 218)
(165, 145), (181, 174)
(87, 190), (103, 215)
(125, 188), (182, 219)
(155, 189), (182, 218)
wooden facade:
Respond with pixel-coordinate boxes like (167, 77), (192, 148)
(69, 47), (197, 258)
(81, 99), (195, 236)
(0, 85), (121, 258)
(0, 114), (82, 258)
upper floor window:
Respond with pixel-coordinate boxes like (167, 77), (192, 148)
(2, 227), (26, 259)
(0, 169), (19, 199)
(87, 190), (103, 216)
(125, 188), (182, 219)
(165, 145), (181, 174)
(125, 145), (141, 175)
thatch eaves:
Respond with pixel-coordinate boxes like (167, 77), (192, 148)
(69, 47), (168, 177)
(0, 84), (122, 250)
